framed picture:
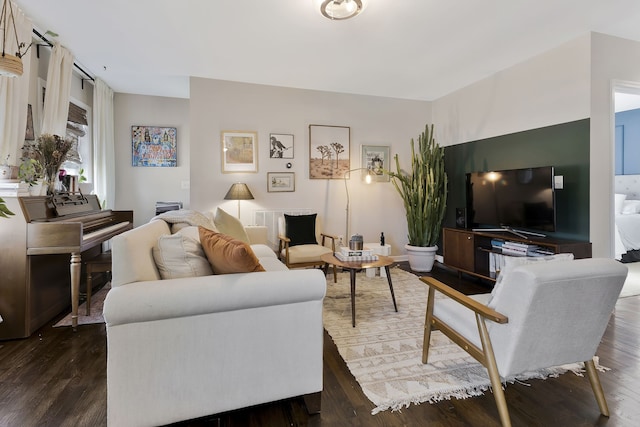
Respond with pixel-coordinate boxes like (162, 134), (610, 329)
(131, 126), (177, 167)
(361, 145), (391, 182)
(309, 124), (350, 179)
(269, 133), (294, 159)
(267, 172), (295, 192)
(221, 130), (258, 173)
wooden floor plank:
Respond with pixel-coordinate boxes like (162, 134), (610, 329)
(0, 262), (638, 426)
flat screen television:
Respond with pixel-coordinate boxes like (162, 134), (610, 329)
(466, 166), (556, 234)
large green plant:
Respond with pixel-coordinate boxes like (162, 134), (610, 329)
(388, 124), (447, 247)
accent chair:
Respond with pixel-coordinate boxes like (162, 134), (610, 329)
(278, 213), (338, 282)
(420, 257), (628, 427)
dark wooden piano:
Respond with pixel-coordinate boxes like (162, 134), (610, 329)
(0, 193), (133, 340)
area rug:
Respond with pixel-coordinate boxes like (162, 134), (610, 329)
(53, 283), (110, 327)
(323, 268), (596, 414)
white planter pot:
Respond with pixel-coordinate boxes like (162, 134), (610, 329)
(405, 244), (438, 272)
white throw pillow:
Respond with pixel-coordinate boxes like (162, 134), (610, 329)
(489, 252), (575, 308)
(153, 229), (213, 279)
(615, 193), (627, 215)
(213, 207), (250, 243)
(621, 199), (640, 215)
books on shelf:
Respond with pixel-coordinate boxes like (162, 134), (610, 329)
(501, 241), (541, 256)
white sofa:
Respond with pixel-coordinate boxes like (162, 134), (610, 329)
(103, 219), (326, 427)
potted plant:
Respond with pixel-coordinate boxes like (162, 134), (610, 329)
(388, 124), (448, 272)
(18, 158), (43, 194)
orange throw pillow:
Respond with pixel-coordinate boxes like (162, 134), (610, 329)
(198, 226), (265, 274)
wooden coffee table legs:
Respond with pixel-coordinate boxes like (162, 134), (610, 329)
(385, 265), (398, 313)
(348, 265), (398, 327)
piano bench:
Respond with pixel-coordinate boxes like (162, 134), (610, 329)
(84, 251), (112, 316)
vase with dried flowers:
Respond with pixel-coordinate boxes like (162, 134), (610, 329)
(32, 134), (73, 195)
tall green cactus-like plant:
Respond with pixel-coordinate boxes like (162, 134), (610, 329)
(388, 124), (448, 247)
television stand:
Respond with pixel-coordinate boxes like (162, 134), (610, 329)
(442, 227), (592, 282)
(471, 226), (547, 240)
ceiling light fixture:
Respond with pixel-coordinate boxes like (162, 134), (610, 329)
(319, 0), (365, 20)
(0, 0), (31, 77)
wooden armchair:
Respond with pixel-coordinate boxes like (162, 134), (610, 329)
(277, 213), (337, 282)
(421, 257), (628, 427)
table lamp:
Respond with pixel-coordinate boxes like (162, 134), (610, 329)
(224, 183), (254, 218)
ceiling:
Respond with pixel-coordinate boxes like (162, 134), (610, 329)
(12, 0), (640, 101)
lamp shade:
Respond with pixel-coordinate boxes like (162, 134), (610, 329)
(224, 183), (254, 200)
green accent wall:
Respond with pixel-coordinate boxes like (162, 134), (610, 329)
(444, 119), (590, 241)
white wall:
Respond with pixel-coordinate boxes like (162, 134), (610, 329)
(113, 93), (190, 226)
(433, 34), (591, 147)
(590, 32), (640, 258)
(189, 78), (432, 255)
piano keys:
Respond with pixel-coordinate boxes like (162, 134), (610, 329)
(0, 193), (133, 340)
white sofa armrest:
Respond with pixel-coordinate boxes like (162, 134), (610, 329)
(103, 269), (326, 327)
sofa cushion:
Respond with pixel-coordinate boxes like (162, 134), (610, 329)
(153, 228), (214, 279)
(284, 213), (318, 246)
(213, 207), (250, 243)
(199, 227), (265, 274)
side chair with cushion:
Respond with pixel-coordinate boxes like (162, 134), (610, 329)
(278, 213), (338, 282)
(421, 257), (628, 427)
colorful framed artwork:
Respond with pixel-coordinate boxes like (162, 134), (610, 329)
(221, 130), (258, 173)
(131, 126), (177, 167)
(269, 133), (294, 159)
(361, 145), (391, 182)
(267, 172), (295, 192)
(309, 124), (350, 179)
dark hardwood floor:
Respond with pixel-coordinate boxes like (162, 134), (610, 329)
(1, 263), (639, 426)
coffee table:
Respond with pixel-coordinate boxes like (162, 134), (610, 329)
(321, 253), (398, 327)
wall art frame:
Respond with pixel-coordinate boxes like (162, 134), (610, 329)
(131, 125), (177, 167)
(267, 172), (295, 192)
(361, 144), (391, 182)
(309, 124), (350, 179)
(269, 133), (294, 159)
(221, 130), (258, 173)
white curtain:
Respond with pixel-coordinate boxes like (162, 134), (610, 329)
(93, 78), (114, 209)
(0, 0), (32, 164)
(40, 42), (74, 136)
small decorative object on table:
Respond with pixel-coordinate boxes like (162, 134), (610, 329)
(380, 232), (385, 246)
(349, 233), (363, 250)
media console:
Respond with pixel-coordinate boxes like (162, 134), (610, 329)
(442, 227), (592, 282)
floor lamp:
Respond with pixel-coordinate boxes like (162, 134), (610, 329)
(224, 183), (254, 219)
(344, 168), (373, 241)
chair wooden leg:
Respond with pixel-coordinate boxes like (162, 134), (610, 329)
(477, 314), (512, 427)
(422, 288), (435, 364)
(585, 358), (610, 417)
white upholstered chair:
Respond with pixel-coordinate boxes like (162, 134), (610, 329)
(421, 257), (628, 427)
(278, 213), (337, 282)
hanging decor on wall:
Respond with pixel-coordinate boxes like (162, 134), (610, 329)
(269, 133), (294, 159)
(221, 130), (258, 173)
(131, 126), (177, 167)
(309, 124), (350, 179)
